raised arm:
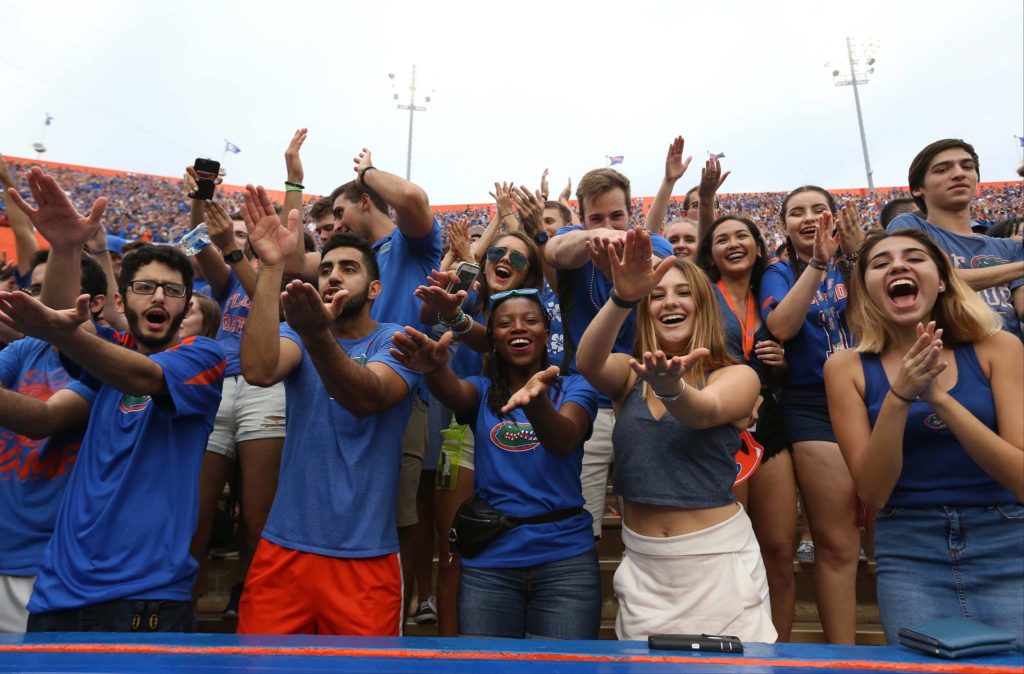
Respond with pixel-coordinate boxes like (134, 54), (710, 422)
(353, 148), (433, 238)
(501, 366), (591, 457)
(390, 327), (479, 420)
(206, 201), (257, 298)
(954, 262), (1024, 291)
(85, 226), (129, 331)
(696, 157), (730, 240)
(764, 213), (839, 341)
(0, 155), (38, 277)
(0, 387), (91, 440)
(282, 128), (313, 277)
(644, 136), (692, 235)
(558, 178), (580, 226)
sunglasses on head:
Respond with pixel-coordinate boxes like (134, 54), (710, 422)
(488, 287), (540, 309)
(486, 246), (528, 271)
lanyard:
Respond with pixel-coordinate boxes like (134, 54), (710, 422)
(716, 280), (755, 360)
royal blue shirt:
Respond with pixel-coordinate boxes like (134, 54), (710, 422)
(214, 272), (250, 378)
(28, 330), (225, 613)
(371, 220), (443, 335)
(261, 323), (420, 558)
(459, 374), (598, 568)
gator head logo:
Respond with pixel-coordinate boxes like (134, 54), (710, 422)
(972, 255), (1005, 269)
(490, 421), (539, 452)
(351, 354), (368, 366)
(924, 413), (947, 430)
(119, 395), (151, 414)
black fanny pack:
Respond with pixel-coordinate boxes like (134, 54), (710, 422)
(449, 496), (584, 558)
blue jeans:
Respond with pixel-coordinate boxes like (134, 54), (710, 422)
(458, 550), (601, 639)
(874, 504), (1024, 648)
(28, 599), (195, 633)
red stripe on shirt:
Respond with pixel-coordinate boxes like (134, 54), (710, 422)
(183, 360), (226, 386)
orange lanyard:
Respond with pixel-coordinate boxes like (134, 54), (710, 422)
(716, 280), (755, 360)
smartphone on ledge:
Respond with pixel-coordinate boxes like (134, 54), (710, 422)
(648, 634), (744, 653)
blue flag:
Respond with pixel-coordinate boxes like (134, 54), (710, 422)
(709, 151), (726, 159)
(224, 140), (241, 154)
(608, 155), (624, 166)
(45, 113), (53, 126)
(1016, 135), (1024, 148)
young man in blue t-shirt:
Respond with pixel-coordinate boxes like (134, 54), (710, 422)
(237, 187), (419, 635)
(0, 241), (225, 632)
(887, 139), (1023, 339)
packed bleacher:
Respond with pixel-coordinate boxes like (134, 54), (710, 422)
(0, 134), (1021, 657)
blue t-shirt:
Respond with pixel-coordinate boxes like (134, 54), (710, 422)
(371, 220), (443, 334)
(759, 261), (853, 387)
(0, 338), (94, 576)
(460, 374), (598, 568)
(261, 323), (420, 558)
(215, 273), (249, 378)
(888, 213), (1024, 340)
(553, 225), (673, 406)
(28, 330), (225, 613)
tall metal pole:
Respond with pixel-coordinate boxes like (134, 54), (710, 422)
(395, 65), (428, 181)
(846, 38), (875, 193)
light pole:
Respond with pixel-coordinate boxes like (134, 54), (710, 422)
(389, 66), (431, 181)
(828, 38), (878, 193)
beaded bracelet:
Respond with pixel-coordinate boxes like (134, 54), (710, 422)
(807, 258), (829, 271)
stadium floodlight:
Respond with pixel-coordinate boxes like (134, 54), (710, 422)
(826, 37), (880, 193)
(389, 65), (433, 181)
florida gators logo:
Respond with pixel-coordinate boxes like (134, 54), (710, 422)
(972, 255), (1006, 269)
(924, 414), (947, 430)
(490, 421), (539, 452)
(119, 395), (151, 414)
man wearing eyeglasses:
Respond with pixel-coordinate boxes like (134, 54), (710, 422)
(0, 168), (226, 632)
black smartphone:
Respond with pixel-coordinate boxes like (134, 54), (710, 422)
(445, 261), (480, 296)
(648, 633), (744, 653)
(192, 158), (220, 201)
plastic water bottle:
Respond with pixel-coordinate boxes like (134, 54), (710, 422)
(177, 222), (211, 256)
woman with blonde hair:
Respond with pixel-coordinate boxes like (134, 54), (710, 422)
(576, 226), (775, 642)
(825, 229), (1023, 647)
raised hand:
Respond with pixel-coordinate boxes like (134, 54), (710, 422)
(837, 204), (865, 256)
(285, 128), (308, 184)
(390, 326), (452, 374)
(5, 167), (105, 250)
(413, 270), (467, 318)
(512, 185), (544, 236)
(698, 156), (730, 200)
(891, 322), (946, 403)
(206, 201), (239, 253)
(0, 290), (91, 342)
(353, 147), (374, 181)
(447, 220), (472, 264)
(501, 365), (560, 414)
(628, 348), (710, 397)
(281, 279), (346, 337)
(754, 339), (786, 367)
(607, 227), (677, 302)
(0, 154), (14, 188)
(183, 165), (223, 200)
(540, 168), (550, 199)
(489, 181), (515, 218)
(664, 136), (693, 184)
(558, 177), (572, 204)
(240, 185), (299, 266)
(811, 211), (841, 265)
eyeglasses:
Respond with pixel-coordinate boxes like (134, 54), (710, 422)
(486, 246), (528, 271)
(127, 280), (188, 298)
(489, 287), (540, 309)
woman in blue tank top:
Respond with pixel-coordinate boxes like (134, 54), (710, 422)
(825, 229), (1023, 647)
(576, 227), (775, 642)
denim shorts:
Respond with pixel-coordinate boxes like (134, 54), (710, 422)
(874, 503), (1024, 648)
(458, 549), (601, 639)
(779, 385), (835, 444)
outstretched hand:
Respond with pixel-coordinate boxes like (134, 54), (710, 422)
(628, 348), (709, 398)
(5, 167), (105, 249)
(664, 136), (693, 184)
(414, 270), (468, 317)
(501, 365), (560, 414)
(353, 147), (374, 181)
(240, 185), (299, 266)
(607, 227), (677, 302)
(390, 326), (452, 374)
(511, 185), (544, 236)
(0, 290), (91, 342)
(285, 128), (308, 183)
(281, 279), (346, 336)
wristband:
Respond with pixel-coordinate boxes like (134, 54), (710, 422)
(89, 248), (108, 255)
(500, 211), (513, 219)
(358, 165), (377, 186)
(285, 185), (304, 192)
(889, 386), (917, 404)
(284, 181), (305, 190)
(610, 289), (640, 309)
(653, 378), (687, 401)
(808, 258), (829, 271)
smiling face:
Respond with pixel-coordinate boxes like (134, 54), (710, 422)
(784, 190), (831, 257)
(666, 219), (699, 258)
(863, 235), (944, 325)
(490, 296), (548, 368)
(913, 148), (979, 214)
(119, 261), (189, 353)
(649, 266), (697, 349)
(710, 219), (759, 278)
(484, 235), (531, 293)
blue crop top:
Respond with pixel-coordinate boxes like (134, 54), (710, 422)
(860, 345), (1017, 507)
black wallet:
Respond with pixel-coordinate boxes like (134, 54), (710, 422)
(897, 617), (1015, 659)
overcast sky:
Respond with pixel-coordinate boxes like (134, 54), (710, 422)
(3, 0), (1022, 205)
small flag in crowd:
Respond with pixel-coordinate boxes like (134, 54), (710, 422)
(607, 155), (624, 166)
(1015, 134), (1024, 148)
(709, 151), (726, 159)
(224, 140), (241, 154)
(45, 113), (53, 126)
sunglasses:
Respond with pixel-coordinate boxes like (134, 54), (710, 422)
(127, 280), (188, 298)
(489, 287), (540, 309)
(486, 246), (528, 271)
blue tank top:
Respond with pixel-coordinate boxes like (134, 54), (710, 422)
(612, 380), (739, 509)
(860, 345), (1017, 507)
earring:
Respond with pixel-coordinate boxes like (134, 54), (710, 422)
(938, 283), (946, 292)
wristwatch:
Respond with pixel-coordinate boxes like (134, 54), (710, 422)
(533, 231), (549, 246)
(223, 249), (244, 264)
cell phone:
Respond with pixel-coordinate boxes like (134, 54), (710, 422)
(191, 158), (220, 201)
(445, 262), (480, 296)
(648, 634), (744, 653)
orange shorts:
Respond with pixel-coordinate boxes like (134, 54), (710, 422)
(237, 538), (403, 635)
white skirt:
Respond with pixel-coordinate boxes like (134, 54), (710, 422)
(614, 504), (777, 643)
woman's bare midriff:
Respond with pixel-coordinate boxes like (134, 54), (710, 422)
(623, 500), (739, 537)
